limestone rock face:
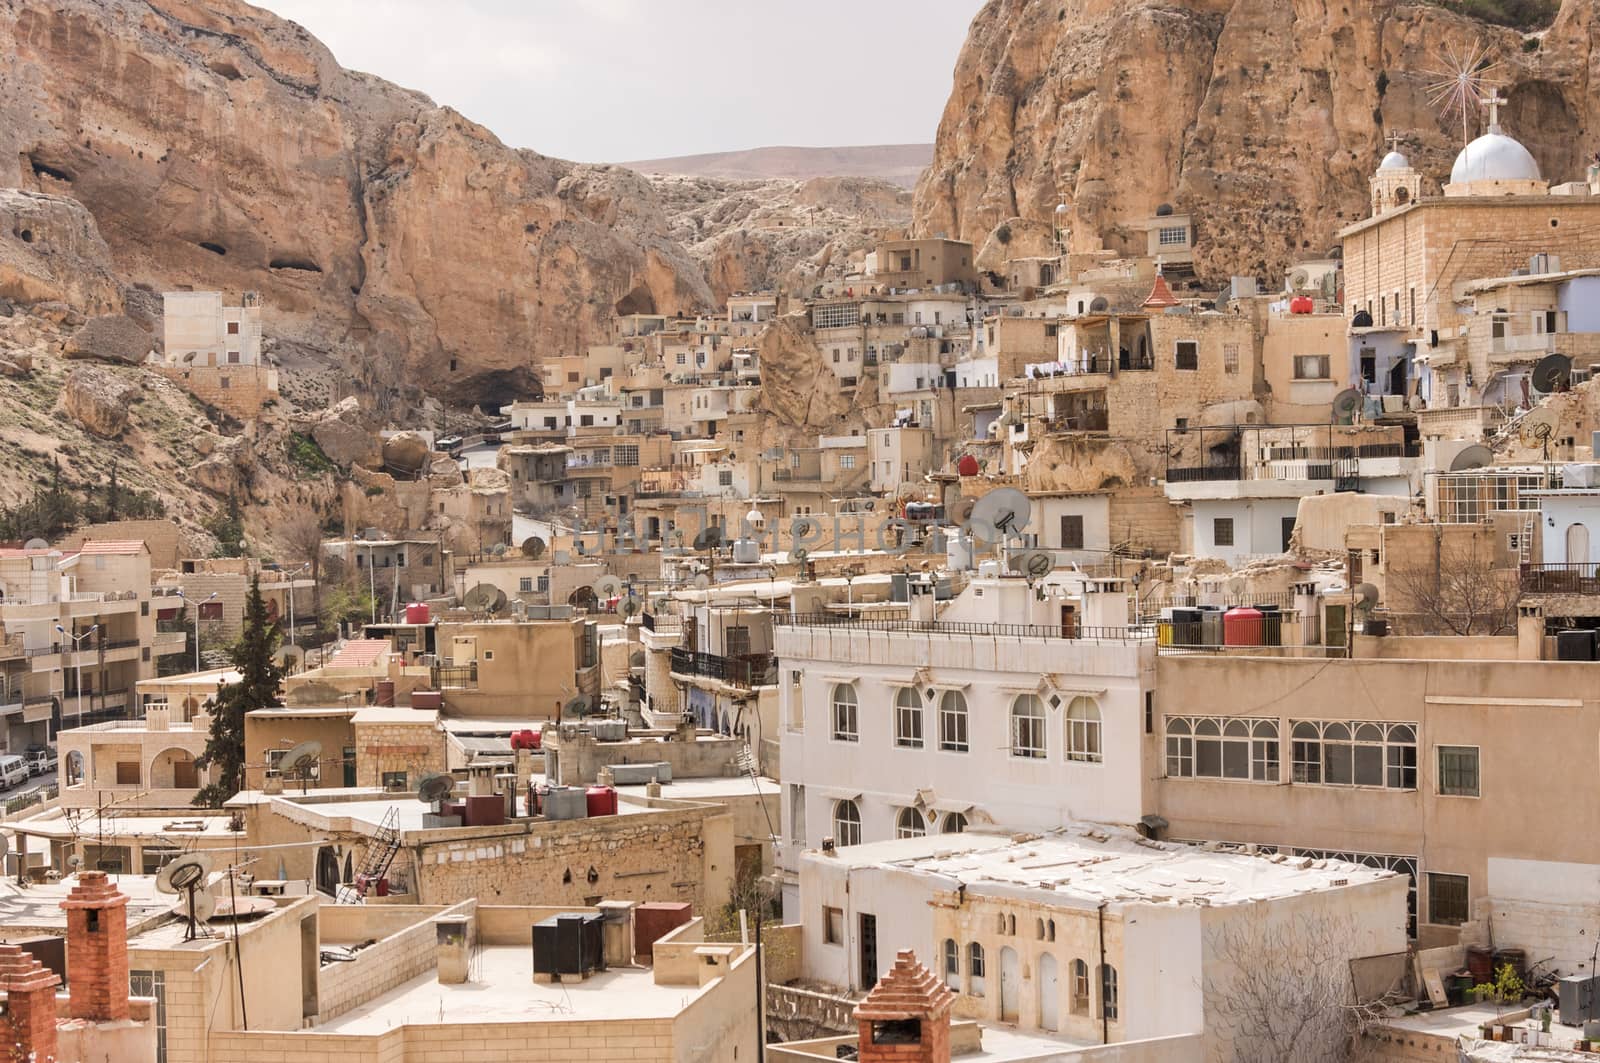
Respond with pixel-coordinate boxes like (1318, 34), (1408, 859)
(64, 314), (152, 364)
(307, 398), (378, 470)
(756, 315), (895, 447)
(62, 365), (138, 437)
(0, 0), (711, 406)
(915, 0), (1600, 282)
(0, 190), (121, 312)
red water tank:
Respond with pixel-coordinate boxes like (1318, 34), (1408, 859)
(411, 690), (442, 710)
(1289, 295), (1314, 315)
(1223, 606), (1264, 646)
(956, 454), (980, 477)
(510, 729), (539, 751)
(405, 602), (431, 624)
(585, 785), (618, 818)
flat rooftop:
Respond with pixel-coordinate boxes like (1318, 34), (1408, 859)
(0, 874), (175, 932)
(313, 944), (716, 1033)
(14, 811), (238, 841)
(821, 824), (1394, 908)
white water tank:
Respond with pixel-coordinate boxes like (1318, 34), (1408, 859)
(732, 538), (760, 564)
(978, 560), (1002, 578)
(945, 529), (974, 571)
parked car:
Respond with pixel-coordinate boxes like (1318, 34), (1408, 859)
(0, 755), (29, 791)
(24, 748), (56, 778)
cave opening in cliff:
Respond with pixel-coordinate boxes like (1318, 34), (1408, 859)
(199, 241), (228, 256)
(26, 156), (73, 184)
(614, 283), (656, 316)
(269, 257), (323, 273)
(464, 368), (541, 414)
(18, 230), (33, 244)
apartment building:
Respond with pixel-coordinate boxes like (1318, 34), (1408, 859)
(774, 574), (1153, 919)
(154, 290), (279, 418)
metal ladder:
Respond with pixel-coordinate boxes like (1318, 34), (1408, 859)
(342, 807), (400, 903)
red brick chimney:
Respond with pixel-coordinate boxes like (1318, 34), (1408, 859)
(0, 942), (61, 1061)
(60, 870), (131, 1022)
(854, 948), (955, 1063)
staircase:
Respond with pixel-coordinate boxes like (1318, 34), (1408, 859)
(340, 807), (401, 903)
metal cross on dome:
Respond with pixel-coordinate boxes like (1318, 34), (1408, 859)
(1387, 131), (1405, 155)
(1480, 91), (1508, 132)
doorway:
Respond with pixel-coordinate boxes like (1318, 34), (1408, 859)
(1568, 523), (1590, 566)
(859, 913), (879, 991)
(1000, 946), (1020, 1022)
(1060, 604), (1078, 638)
(1281, 516), (1297, 553)
(1038, 952), (1059, 1031)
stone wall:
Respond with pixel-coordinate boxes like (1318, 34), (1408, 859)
(154, 364), (277, 421)
(316, 900), (474, 1021)
(768, 983), (858, 1042)
(352, 719), (448, 789)
(1108, 484), (1180, 558)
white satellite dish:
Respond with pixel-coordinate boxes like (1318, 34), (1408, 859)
(969, 488), (1032, 543)
(281, 740), (321, 792)
(23, 539), (48, 551)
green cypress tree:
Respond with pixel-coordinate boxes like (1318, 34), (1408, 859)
(194, 577), (282, 807)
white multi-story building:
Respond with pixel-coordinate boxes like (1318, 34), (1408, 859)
(159, 291), (263, 367)
(774, 573), (1155, 918)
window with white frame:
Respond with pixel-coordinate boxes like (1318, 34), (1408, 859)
(939, 691), (969, 752)
(1010, 694), (1047, 759)
(894, 687), (924, 748)
(1437, 745), (1480, 797)
(839, 454), (856, 469)
(943, 939), (960, 988)
(1165, 717), (1279, 780)
(1100, 964), (1119, 1021)
(1290, 720), (1416, 788)
(833, 800), (861, 846)
(1065, 696), (1102, 763)
(831, 684), (859, 742)
(1294, 355), (1331, 380)
(1158, 226), (1188, 247)
(613, 444), (639, 466)
(941, 811), (967, 834)
(896, 806), (926, 838)
(812, 303), (860, 329)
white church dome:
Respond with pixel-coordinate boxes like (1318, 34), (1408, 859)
(1451, 130), (1541, 184)
(1379, 150), (1410, 171)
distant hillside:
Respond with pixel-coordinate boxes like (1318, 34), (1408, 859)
(624, 144), (934, 188)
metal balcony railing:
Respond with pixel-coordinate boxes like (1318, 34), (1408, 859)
(1522, 563), (1600, 596)
(431, 663), (479, 690)
(775, 612), (1152, 642)
(669, 647), (777, 688)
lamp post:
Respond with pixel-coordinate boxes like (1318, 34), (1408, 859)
(284, 563), (311, 663)
(54, 623), (98, 732)
(175, 591), (218, 675)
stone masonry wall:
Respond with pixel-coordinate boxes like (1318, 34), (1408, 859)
(317, 899), (475, 1021)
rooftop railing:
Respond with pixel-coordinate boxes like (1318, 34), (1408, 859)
(1521, 563), (1600, 596)
(775, 612), (1153, 642)
(669, 647), (777, 688)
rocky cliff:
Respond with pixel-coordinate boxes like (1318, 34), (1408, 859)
(0, 0), (713, 408)
(915, 0), (1599, 282)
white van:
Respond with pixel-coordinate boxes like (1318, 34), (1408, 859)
(0, 756), (28, 791)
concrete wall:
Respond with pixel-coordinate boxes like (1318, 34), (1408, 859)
(317, 900), (474, 1020)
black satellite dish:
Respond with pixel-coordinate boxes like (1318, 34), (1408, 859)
(692, 526), (725, 551)
(521, 536), (547, 559)
(417, 772), (455, 811)
(1089, 296), (1109, 313)
(1532, 354), (1572, 394)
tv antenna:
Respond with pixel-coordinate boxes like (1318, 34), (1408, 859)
(1423, 38), (1502, 149)
(156, 852), (216, 941)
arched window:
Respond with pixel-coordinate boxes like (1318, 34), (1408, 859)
(1065, 696), (1102, 763)
(938, 690), (969, 752)
(831, 684), (858, 742)
(1070, 959), (1090, 1013)
(996, 913), (1007, 934)
(942, 938), (960, 988)
(1395, 187), (1410, 206)
(1035, 918), (1046, 940)
(894, 687), (923, 748)
(941, 811), (968, 834)
(1100, 964), (1119, 1021)
(896, 806), (926, 838)
(968, 943), (986, 996)
(833, 799), (861, 847)
(1047, 919), (1056, 942)
(1007, 914), (1017, 935)
(1010, 694), (1046, 759)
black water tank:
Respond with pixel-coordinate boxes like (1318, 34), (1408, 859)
(1557, 629), (1596, 661)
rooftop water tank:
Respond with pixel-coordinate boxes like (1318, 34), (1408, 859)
(405, 602), (431, 624)
(1223, 606), (1264, 647)
(956, 454), (980, 477)
(585, 785), (618, 818)
(731, 537), (760, 564)
(1289, 295), (1314, 315)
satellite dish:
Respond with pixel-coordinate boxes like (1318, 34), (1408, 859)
(521, 536), (547, 559)
(1088, 296), (1109, 313)
(692, 526), (726, 551)
(1449, 444), (1493, 471)
(156, 852), (214, 895)
(1354, 582), (1381, 611)
(628, 650), (646, 669)
(1331, 388), (1362, 425)
(564, 694), (591, 718)
(592, 575), (624, 600)
(948, 498), (977, 526)
(416, 772), (455, 807)
(791, 547), (809, 563)
(462, 583), (508, 614)
(1519, 408), (1559, 449)
(188, 889), (216, 924)
(282, 740), (321, 789)
(1007, 550), (1055, 580)
(24, 538), (48, 551)
(691, 572), (712, 589)
(1532, 354), (1572, 394)
(272, 645), (305, 668)
(1289, 269), (1310, 290)
(619, 597), (641, 617)
(65, 853), (83, 871)
(790, 516), (819, 541)
(969, 488), (1032, 542)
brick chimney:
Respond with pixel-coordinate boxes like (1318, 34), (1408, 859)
(854, 948), (954, 1063)
(60, 870), (131, 1022)
(0, 943), (61, 1061)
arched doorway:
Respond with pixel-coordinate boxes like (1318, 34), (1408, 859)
(316, 847), (340, 896)
(64, 751), (85, 787)
(1568, 522), (1590, 566)
(999, 946), (1020, 1022)
(149, 747), (198, 789)
(1038, 953), (1059, 1031)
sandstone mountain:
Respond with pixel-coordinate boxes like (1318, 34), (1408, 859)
(915, 0), (1598, 283)
(625, 144), (935, 188)
(647, 175), (914, 304)
(0, 0), (714, 409)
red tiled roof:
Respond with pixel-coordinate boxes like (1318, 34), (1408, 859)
(75, 540), (149, 556)
(854, 949), (955, 1021)
(327, 639), (392, 669)
(1142, 273), (1180, 309)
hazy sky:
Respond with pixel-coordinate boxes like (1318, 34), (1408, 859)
(264, 0), (982, 162)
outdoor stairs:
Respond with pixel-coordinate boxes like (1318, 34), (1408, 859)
(340, 806), (400, 903)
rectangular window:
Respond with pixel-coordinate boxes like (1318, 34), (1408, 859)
(226, 322), (240, 335)
(1293, 355), (1330, 380)
(723, 625), (751, 658)
(1290, 721), (1416, 789)
(128, 970), (168, 1063)
(1438, 746), (1480, 797)
(1158, 226), (1188, 247)
(537, 575), (549, 593)
(613, 444), (639, 466)
(824, 907), (844, 944)
(1213, 518), (1235, 547)
(116, 761), (141, 785)
(382, 770), (408, 791)
(787, 672), (804, 733)
(1174, 341), (1198, 371)
(519, 577), (533, 593)
(1059, 514), (1084, 550)
(718, 470), (734, 486)
(1223, 343), (1239, 374)
(198, 601), (223, 621)
(839, 454), (856, 469)
(1428, 872), (1470, 926)
(1165, 717), (1278, 781)
(812, 303), (860, 330)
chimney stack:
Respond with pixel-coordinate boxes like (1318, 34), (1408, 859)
(854, 949), (954, 1063)
(0, 944), (61, 1061)
(60, 869), (131, 1021)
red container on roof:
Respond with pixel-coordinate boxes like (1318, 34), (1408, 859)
(510, 729), (540, 751)
(1289, 295), (1315, 315)
(404, 602), (431, 624)
(956, 454), (980, 477)
(585, 785), (618, 818)
(634, 902), (693, 960)
(1223, 606), (1264, 646)
(411, 690), (442, 710)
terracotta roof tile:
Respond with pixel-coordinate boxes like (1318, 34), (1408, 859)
(1141, 273), (1180, 309)
(854, 949), (955, 1021)
(327, 639), (393, 669)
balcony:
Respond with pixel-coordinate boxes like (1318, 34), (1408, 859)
(432, 663), (479, 691)
(153, 630), (187, 656)
(1521, 563), (1600, 596)
(775, 612), (1150, 642)
(669, 647), (777, 689)
(1042, 412), (1109, 434)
